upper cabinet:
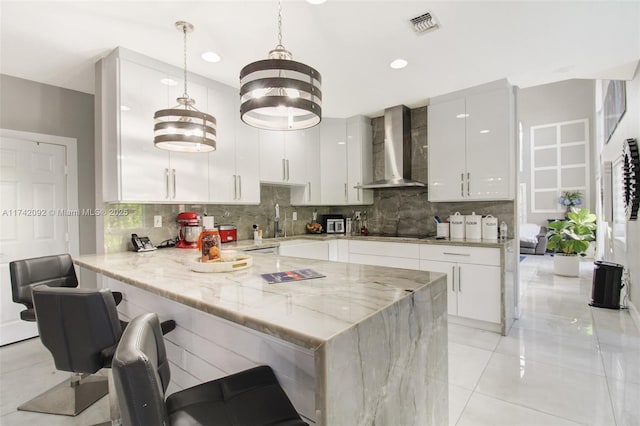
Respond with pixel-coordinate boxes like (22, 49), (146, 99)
(258, 129), (308, 186)
(320, 118), (348, 205)
(290, 125), (321, 205)
(318, 116), (373, 206)
(428, 80), (515, 202)
(208, 84), (260, 204)
(346, 116), (374, 205)
(97, 47), (259, 204)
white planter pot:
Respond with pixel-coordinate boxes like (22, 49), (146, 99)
(554, 254), (580, 277)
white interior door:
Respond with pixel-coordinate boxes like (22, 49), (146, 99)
(0, 137), (69, 345)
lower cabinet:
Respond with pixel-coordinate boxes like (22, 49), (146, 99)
(275, 239), (505, 332)
(419, 245), (501, 326)
(419, 259), (501, 324)
(348, 240), (420, 270)
(278, 239), (330, 261)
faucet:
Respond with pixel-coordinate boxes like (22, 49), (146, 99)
(274, 203), (280, 238)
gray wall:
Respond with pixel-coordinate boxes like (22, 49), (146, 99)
(0, 74), (96, 257)
(518, 79), (596, 226)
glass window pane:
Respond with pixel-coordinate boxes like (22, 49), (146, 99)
(533, 126), (556, 147)
(561, 145), (585, 165)
(534, 170), (557, 189)
(534, 148), (556, 167)
(560, 122), (586, 144)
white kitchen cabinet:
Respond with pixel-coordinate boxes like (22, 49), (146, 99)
(259, 130), (307, 185)
(419, 245), (501, 325)
(291, 126), (321, 205)
(334, 240), (350, 263)
(166, 75), (210, 202)
(427, 98), (466, 202)
(117, 59), (209, 202)
(320, 118), (348, 205)
(346, 116), (374, 205)
(348, 240), (420, 270)
(428, 80), (515, 202)
(320, 116), (373, 206)
(278, 239), (329, 261)
(100, 47), (256, 203)
(233, 122), (261, 203)
(118, 59), (171, 201)
(208, 84), (260, 204)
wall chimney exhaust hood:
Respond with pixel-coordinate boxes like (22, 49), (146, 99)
(355, 105), (426, 189)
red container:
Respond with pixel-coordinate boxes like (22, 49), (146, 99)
(218, 225), (237, 243)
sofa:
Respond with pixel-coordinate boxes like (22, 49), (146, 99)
(520, 224), (548, 255)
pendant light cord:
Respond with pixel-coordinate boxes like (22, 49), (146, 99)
(276, 0), (284, 49)
(182, 24), (189, 99)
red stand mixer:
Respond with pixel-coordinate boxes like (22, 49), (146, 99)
(176, 212), (202, 249)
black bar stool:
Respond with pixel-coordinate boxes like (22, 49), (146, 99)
(112, 312), (308, 426)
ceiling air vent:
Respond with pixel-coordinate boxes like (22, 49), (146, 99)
(410, 12), (439, 34)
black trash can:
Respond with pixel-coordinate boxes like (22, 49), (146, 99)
(590, 261), (624, 309)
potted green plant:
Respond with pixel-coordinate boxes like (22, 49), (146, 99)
(547, 208), (596, 276)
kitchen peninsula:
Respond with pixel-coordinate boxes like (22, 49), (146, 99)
(74, 249), (448, 426)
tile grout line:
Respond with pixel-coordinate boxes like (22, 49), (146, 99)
(592, 306), (621, 426)
(470, 334), (593, 425)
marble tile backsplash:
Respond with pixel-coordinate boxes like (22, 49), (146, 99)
(102, 106), (515, 253)
(102, 185), (336, 253)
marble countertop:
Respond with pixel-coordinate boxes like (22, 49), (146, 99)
(74, 249), (445, 350)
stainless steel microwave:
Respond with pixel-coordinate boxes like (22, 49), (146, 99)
(326, 218), (345, 234)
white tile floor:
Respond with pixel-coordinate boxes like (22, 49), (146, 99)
(450, 255), (640, 426)
(1, 255), (639, 425)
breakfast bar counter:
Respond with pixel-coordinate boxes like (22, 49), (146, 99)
(75, 249), (448, 425)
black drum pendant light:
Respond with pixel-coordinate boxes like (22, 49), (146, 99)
(239, 0), (322, 131)
(154, 21), (216, 152)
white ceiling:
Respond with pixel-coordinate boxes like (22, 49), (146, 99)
(1, 1), (639, 118)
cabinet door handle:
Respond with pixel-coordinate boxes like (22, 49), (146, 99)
(344, 183), (348, 201)
(238, 175), (242, 199)
(232, 175), (237, 200)
(357, 182), (361, 201)
(287, 159), (290, 181)
(458, 265), (462, 292)
(165, 168), (170, 199)
(307, 182), (311, 202)
(172, 169), (176, 199)
(461, 173), (464, 197)
(282, 159), (286, 181)
(452, 265), (456, 292)
(467, 172), (471, 197)
(443, 252), (471, 256)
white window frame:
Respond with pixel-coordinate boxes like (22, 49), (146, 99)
(530, 118), (590, 213)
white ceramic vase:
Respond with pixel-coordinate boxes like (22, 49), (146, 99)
(554, 253), (580, 277)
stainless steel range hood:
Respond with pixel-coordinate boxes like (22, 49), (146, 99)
(355, 105), (426, 189)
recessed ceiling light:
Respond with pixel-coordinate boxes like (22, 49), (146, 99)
(201, 51), (221, 63)
(120, 105), (131, 111)
(338, 141), (346, 145)
(389, 59), (408, 69)
(306, 0), (327, 4)
(480, 129), (490, 134)
(160, 78), (178, 86)
(456, 113), (469, 119)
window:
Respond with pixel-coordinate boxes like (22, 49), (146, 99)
(530, 119), (590, 213)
